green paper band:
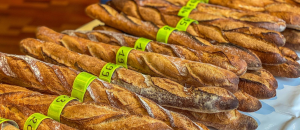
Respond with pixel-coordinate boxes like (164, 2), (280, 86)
(71, 72), (97, 102)
(186, 0), (209, 8)
(176, 17), (199, 31)
(156, 26), (177, 43)
(99, 63), (122, 83)
(0, 118), (19, 129)
(134, 38), (152, 51)
(47, 95), (77, 122)
(116, 46), (134, 69)
(24, 113), (51, 130)
(178, 6), (194, 18)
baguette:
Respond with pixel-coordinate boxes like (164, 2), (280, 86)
(263, 47), (300, 77)
(20, 38), (239, 113)
(0, 84), (173, 130)
(208, 0), (300, 30)
(128, 0), (286, 32)
(82, 29), (262, 70)
(62, 30), (249, 75)
(36, 27), (240, 93)
(0, 53), (209, 130)
(0, 104), (77, 130)
(165, 107), (258, 130)
(111, 0), (286, 47)
(239, 69), (277, 99)
(62, 30), (276, 99)
(282, 28), (300, 50)
(86, 3), (286, 64)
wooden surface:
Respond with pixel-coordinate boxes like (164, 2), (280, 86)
(0, 0), (99, 54)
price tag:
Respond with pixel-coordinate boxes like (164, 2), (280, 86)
(116, 46), (134, 69)
(23, 113), (51, 130)
(0, 118), (19, 128)
(134, 38), (152, 51)
(186, 0), (209, 8)
(176, 17), (199, 31)
(99, 63), (122, 83)
(47, 95), (77, 122)
(71, 72), (97, 102)
(178, 6), (194, 18)
(156, 26), (177, 43)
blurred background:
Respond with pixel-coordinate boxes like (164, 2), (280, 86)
(0, 0), (104, 54)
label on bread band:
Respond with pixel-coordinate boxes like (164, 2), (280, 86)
(156, 26), (177, 43)
(47, 95), (77, 122)
(24, 113), (51, 130)
(178, 6), (194, 18)
(0, 118), (19, 128)
(176, 17), (199, 31)
(71, 72), (97, 102)
(186, 0), (209, 8)
(99, 63), (122, 83)
(116, 46), (134, 69)
(134, 38), (152, 51)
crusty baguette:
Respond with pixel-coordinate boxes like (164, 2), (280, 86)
(62, 30), (276, 100)
(0, 53), (209, 130)
(239, 69), (277, 99)
(208, 0), (300, 30)
(111, 0), (286, 47)
(86, 3), (286, 64)
(36, 27), (240, 93)
(263, 47), (300, 77)
(128, 0), (286, 32)
(62, 30), (249, 75)
(20, 38), (239, 113)
(0, 96), (76, 130)
(165, 107), (258, 130)
(81, 29), (262, 70)
(0, 84), (173, 130)
(282, 28), (300, 50)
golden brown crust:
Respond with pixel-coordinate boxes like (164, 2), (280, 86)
(239, 69), (277, 99)
(36, 27), (240, 93)
(1, 124), (19, 130)
(234, 91), (262, 112)
(93, 25), (123, 33)
(62, 30), (249, 75)
(165, 108), (258, 130)
(263, 47), (300, 78)
(0, 100), (76, 130)
(0, 53), (207, 130)
(20, 38), (239, 113)
(282, 28), (300, 50)
(0, 84), (172, 130)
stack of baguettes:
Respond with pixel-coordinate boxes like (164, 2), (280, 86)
(0, 0), (300, 130)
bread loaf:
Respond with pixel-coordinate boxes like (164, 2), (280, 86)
(165, 107), (258, 130)
(86, 3), (286, 64)
(0, 91), (77, 130)
(36, 27), (240, 93)
(0, 84), (173, 130)
(20, 38), (239, 113)
(282, 28), (300, 50)
(62, 30), (249, 74)
(208, 0), (300, 30)
(263, 47), (300, 77)
(0, 53), (209, 130)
